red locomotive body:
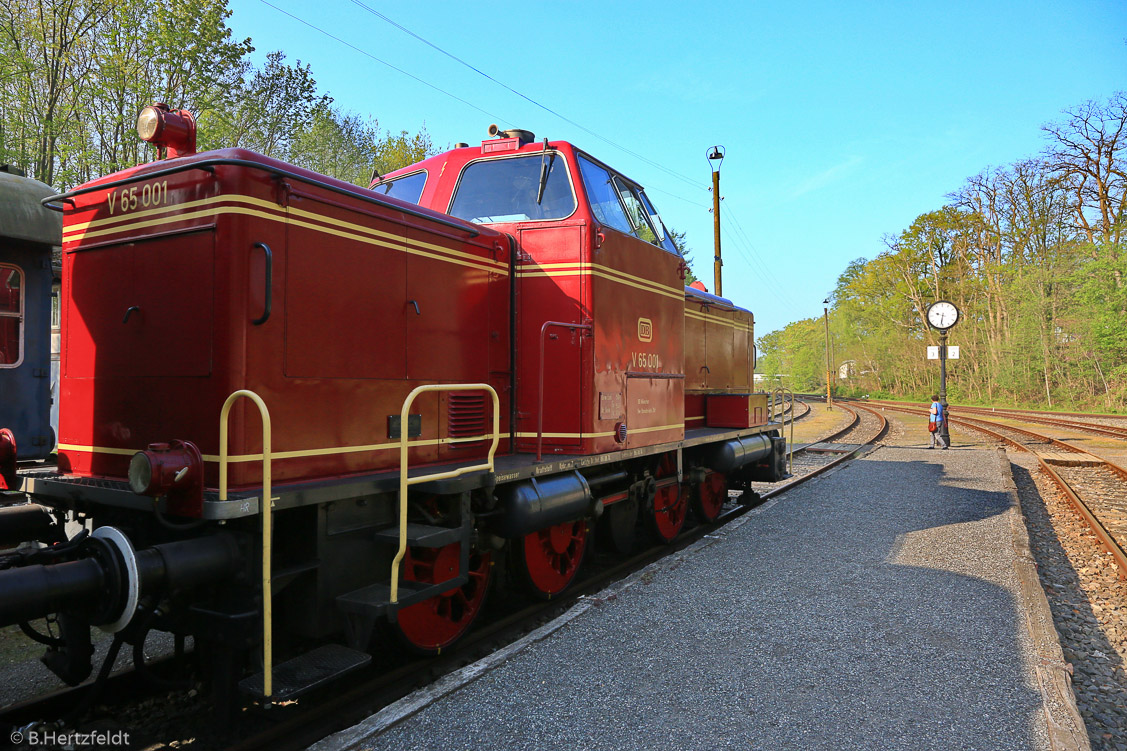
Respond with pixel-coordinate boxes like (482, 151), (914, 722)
(56, 149), (511, 490)
(682, 284), (756, 428)
(0, 114), (787, 706)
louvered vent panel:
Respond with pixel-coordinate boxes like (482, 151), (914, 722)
(448, 391), (487, 446)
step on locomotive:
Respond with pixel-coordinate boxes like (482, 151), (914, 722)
(0, 105), (786, 705)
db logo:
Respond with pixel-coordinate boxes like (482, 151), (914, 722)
(638, 318), (653, 342)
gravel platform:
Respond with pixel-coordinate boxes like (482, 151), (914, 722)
(319, 446), (1082, 751)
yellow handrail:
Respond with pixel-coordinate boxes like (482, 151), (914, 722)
(391, 384), (501, 604)
(772, 387), (795, 474)
(219, 390), (274, 698)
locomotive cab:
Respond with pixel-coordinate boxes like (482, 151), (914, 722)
(381, 132), (686, 458)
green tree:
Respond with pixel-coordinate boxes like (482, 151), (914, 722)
(288, 106), (435, 187)
(668, 228), (699, 284)
(812, 92), (1127, 411)
(0, 0), (435, 190)
(206, 50), (329, 160)
(0, 0), (108, 183)
(371, 127), (434, 178)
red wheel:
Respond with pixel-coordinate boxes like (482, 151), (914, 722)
(394, 543), (491, 653)
(514, 520), (588, 599)
(647, 482), (686, 543)
(692, 472), (727, 522)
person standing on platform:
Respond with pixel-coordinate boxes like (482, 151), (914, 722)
(928, 395), (948, 449)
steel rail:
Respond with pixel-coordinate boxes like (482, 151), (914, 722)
(865, 399), (1127, 440)
(864, 398), (1127, 422)
(953, 406), (1127, 440)
(751, 401), (888, 500)
(861, 400), (1084, 454)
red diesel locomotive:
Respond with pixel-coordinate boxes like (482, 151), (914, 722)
(0, 105), (785, 704)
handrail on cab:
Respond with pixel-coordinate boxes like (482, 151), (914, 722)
(391, 384), (501, 604)
(218, 390), (275, 698)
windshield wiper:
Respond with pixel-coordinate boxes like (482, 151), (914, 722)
(536, 138), (555, 205)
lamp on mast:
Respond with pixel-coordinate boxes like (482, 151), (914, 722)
(707, 146), (725, 297)
(823, 298), (833, 410)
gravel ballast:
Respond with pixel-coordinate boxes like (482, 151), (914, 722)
(319, 446), (1077, 751)
(1010, 452), (1127, 751)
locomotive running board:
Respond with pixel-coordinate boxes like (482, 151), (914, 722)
(238, 643), (371, 701)
(336, 576), (470, 649)
(18, 423), (783, 521)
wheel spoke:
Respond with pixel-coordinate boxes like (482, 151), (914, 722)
(516, 520), (587, 598)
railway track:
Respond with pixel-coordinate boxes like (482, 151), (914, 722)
(750, 400), (888, 497)
(866, 399), (1127, 441)
(771, 394), (812, 426)
(869, 400), (1127, 579)
(1, 400), (869, 750)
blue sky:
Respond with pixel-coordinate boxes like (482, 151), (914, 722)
(226, 0), (1127, 335)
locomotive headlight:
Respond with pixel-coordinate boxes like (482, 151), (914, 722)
(128, 451), (155, 495)
(127, 440), (205, 518)
(136, 105), (164, 142)
(128, 440), (201, 495)
(136, 103), (197, 159)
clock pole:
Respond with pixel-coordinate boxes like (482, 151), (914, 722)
(926, 300), (959, 448)
(939, 328), (951, 447)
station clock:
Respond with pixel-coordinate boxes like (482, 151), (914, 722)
(926, 300), (960, 330)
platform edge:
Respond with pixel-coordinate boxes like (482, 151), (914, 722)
(1000, 448), (1091, 751)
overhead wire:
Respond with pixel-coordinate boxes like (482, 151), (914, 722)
(716, 199), (805, 313)
(727, 210), (794, 295)
(645, 185), (710, 210)
(258, 0), (509, 124)
(258, 1), (708, 210)
(344, 0), (708, 193)
(719, 223), (803, 315)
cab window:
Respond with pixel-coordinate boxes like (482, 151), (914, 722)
(577, 155), (632, 235)
(448, 154), (575, 223)
(638, 190), (679, 253)
(0, 265), (22, 367)
(373, 171), (427, 205)
(612, 177), (660, 244)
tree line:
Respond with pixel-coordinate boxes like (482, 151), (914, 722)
(757, 92), (1127, 412)
(0, 0), (434, 189)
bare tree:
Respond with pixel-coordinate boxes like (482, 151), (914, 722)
(1042, 92), (1127, 255)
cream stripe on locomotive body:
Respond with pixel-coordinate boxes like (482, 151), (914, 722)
(517, 263), (684, 301)
(63, 193), (508, 276)
(58, 182), (740, 468)
(684, 308), (750, 331)
(57, 422), (685, 465)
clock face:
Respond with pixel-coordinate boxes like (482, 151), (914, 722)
(927, 301), (959, 329)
